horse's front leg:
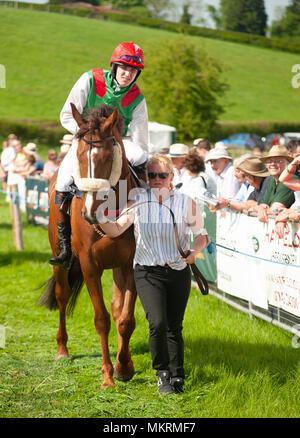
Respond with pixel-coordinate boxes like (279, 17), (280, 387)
(112, 267), (137, 382)
(80, 255), (114, 389)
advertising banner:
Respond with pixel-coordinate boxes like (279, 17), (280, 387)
(216, 211), (300, 317)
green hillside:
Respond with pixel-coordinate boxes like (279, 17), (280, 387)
(0, 7), (300, 124)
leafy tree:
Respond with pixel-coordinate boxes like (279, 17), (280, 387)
(145, 0), (171, 19)
(220, 0), (267, 36)
(140, 36), (228, 141)
(206, 4), (222, 29)
(180, 4), (192, 25)
(270, 0), (300, 39)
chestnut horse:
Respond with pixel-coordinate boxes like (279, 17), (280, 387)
(38, 104), (138, 389)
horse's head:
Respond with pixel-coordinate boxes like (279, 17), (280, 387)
(71, 103), (129, 225)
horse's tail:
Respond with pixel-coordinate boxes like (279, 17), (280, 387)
(36, 256), (84, 316)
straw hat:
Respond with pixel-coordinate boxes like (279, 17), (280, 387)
(237, 156), (269, 177)
(168, 143), (189, 157)
(260, 145), (293, 163)
(24, 142), (37, 153)
(205, 146), (232, 162)
(60, 134), (73, 145)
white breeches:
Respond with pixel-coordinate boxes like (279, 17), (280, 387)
(55, 138), (148, 192)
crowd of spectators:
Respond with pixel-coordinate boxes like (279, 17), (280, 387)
(0, 133), (72, 211)
(157, 136), (300, 239)
(1, 131), (300, 238)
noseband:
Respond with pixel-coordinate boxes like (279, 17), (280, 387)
(74, 132), (123, 193)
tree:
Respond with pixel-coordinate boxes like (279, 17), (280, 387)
(140, 36), (228, 141)
(220, 0), (267, 36)
(270, 0), (300, 39)
(180, 4), (192, 25)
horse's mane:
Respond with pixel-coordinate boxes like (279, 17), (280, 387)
(76, 104), (124, 138)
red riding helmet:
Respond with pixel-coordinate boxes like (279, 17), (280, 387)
(110, 42), (144, 70)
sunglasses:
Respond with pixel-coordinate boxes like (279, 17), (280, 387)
(148, 172), (169, 180)
(118, 55), (142, 64)
(266, 159), (284, 165)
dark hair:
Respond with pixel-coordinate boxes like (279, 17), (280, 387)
(77, 104), (125, 138)
(184, 154), (205, 174)
(195, 139), (211, 151)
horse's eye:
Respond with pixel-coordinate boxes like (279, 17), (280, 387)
(103, 195), (108, 200)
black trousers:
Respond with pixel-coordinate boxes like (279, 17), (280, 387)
(134, 264), (191, 378)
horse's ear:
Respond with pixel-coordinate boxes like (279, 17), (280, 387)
(70, 103), (85, 127)
(110, 107), (119, 129)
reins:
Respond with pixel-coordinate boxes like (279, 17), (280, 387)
(98, 198), (209, 296)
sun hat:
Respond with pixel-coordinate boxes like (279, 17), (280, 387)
(193, 138), (204, 146)
(24, 142), (37, 153)
(259, 145), (293, 163)
(60, 134), (73, 145)
(205, 146), (232, 162)
(237, 156), (269, 177)
(168, 143), (189, 157)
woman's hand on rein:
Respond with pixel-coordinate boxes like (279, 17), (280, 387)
(182, 250), (197, 265)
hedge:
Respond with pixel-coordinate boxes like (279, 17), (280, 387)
(2, 1), (300, 55)
(2, 117), (300, 145)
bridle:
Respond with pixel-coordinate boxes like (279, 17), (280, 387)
(81, 133), (116, 180)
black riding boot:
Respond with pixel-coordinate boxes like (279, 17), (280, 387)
(49, 192), (72, 270)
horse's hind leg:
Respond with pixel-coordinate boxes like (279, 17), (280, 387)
(54, 267), (71, 359)
(112, 267), (137, 382)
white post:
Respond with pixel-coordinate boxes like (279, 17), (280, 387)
(9, 184), (23, 250)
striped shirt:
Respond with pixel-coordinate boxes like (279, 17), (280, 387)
(133, 189), (206, 270)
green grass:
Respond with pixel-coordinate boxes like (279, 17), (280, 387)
(1, 192), (300, 418)
(1, 7), (300, 123)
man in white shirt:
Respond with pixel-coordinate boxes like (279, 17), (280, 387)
(168, 143), (190, 188)
(205, 145), (241, 211)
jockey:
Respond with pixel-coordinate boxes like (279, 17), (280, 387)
(49, 42), (149, 270)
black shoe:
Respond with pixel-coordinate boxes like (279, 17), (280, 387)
(170, 377), (184, 393)
(157, 371), (175, 395)
(49, 222), (72, 270)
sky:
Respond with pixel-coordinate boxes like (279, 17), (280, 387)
(2, 0), (291, 27)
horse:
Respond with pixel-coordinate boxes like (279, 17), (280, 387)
(38, 103), (139, 389)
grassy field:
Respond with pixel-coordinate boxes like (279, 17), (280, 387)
(1, 192), (300, 418)
(1, 7), (300, 124)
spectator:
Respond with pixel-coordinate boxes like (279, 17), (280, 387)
(278, 154), (300, 207)
(168, 143), (190, 188)
(42, 149), (59, 181)
(23, 143), (44, 174)
(58, 145), (69, 164)
(252, 145), (263, 157)
(1, 140), (16, 190)
(192, 138), (216, 182)
(19, 154), (38, 179)
(7, 133), (18, 145)
(238, 156), (270, 210)
(257, 145), (295, 223)
(211, 154), (255, 212)
(180, 153), (216, 199)
(98, 154), (209, 395)
(204, 145), (241, 204)
(275, 156), (300, 238)
(7, 140), (30, 211)
(60, 134), (73, 154)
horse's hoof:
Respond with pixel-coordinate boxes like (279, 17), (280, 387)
(55, 352), (69, 360)
(101, 381), (115, 390)
(114, 364), (135, 382)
